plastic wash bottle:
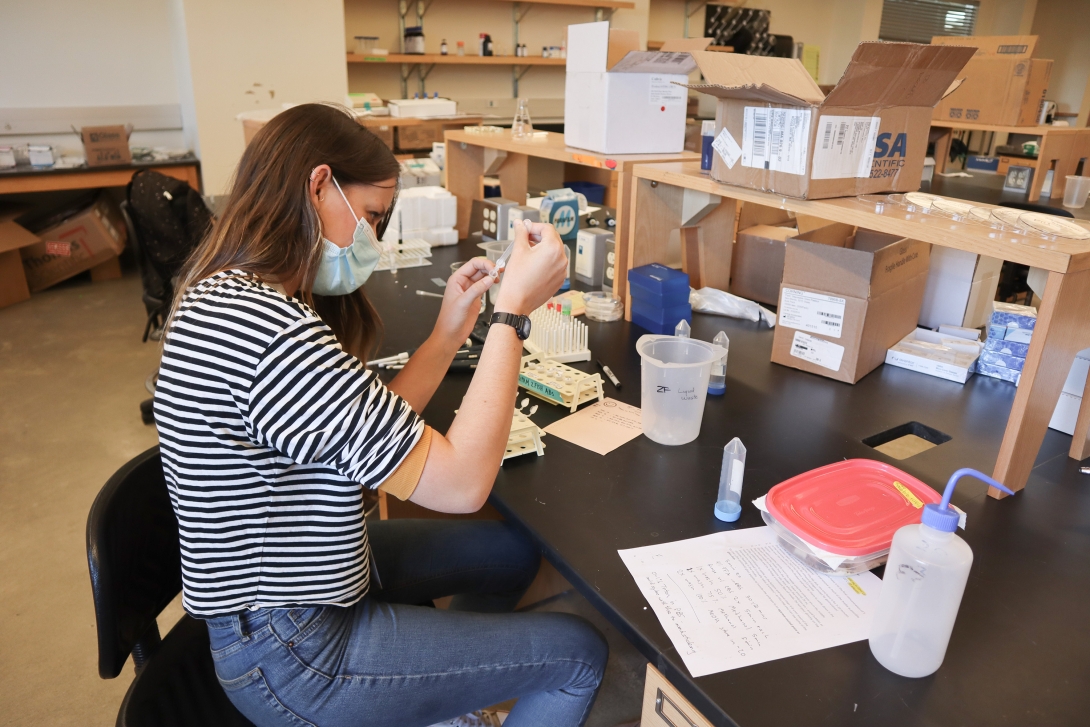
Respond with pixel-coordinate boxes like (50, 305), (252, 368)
(869, 468), (1015, 678)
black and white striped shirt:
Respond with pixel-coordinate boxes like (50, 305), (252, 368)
(154, 270), (423, 616)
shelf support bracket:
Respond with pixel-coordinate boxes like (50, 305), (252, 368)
(512, 64), (533, 98)
(418, 63), (437, 97)
(400, 63), (415, 99)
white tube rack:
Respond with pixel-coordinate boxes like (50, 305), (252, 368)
(523, 306), (590, 363)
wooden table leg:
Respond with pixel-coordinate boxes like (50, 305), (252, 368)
(931, 128), (953, 176)
(497, 153), (528, 207)
(445, 139), (485, 239)
(625, 178), (685, 320)
(992, 267), (1090, 497)
(613, 167), (633, 303)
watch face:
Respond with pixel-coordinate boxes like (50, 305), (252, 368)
(517, 316), (531, 340)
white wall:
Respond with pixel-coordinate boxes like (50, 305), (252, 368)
(1031, 0), (1090, 118)
(344, 0), (649, 101)
(0, 0), (185, 155)
(172, 0), (350, 195)
(648, 0), (881, 87)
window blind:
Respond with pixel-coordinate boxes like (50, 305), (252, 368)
(879, 0), (979, 44)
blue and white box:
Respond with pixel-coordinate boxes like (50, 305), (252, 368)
(978, 361), (1022, 385)
(984, 337), (1030, 358)
(980, 350), (1026, 372)
(990, 302), (1037, 330)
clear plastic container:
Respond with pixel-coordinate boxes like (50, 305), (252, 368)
(354, 36), (379, 54)
(582, 292), (622, 322)
(708, 331), (728, 395)
(763, 459), (943, 575)
(636, 335), (726, 445)
(1064, 176), (1090, 209)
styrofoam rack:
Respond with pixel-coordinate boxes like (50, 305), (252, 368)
(375, 237), (432, 271)
(523, 305), (590, 363)
(518, 353), (604, 413)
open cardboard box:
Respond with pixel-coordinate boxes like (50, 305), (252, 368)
(931, 36), (1052, 126)
(730, 205), (837, 305)
(564, 23), (710, 154)
(684, 42), (975, 199)
(772, 223), (931, 383)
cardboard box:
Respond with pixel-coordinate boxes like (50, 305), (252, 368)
(564, 23), (709, 154)
(731, 223), (798, 305)
(0, 207), (38, 309)
(771, 223), (931, 383)
(397, 123), (446, 151)
(686, 42), (975, 199)
(19, 194), (126, 292)
(80, 125), (132, 167)
(885, 327), (983, 384)
(919, 247), (1003, 330)
(931, 36), (1052, 126)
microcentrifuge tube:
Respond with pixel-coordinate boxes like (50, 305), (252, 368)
(714, 437), (746, 522)
(674, 319), (691, 338)
(708, 331), (729, 396)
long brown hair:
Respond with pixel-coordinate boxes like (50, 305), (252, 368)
(170, 103), (400, 358)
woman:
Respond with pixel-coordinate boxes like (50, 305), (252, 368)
(154, 103), (607, 727)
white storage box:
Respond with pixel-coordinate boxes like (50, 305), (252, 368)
(919, 247), (1003, 330)
(564, 23), (708, 154)
(1049, 349), (1090, 435)
(388, 98), (457, 118)
(884, 327), (983, 384)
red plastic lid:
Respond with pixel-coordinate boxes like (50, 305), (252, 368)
(765, 459), (942, 556)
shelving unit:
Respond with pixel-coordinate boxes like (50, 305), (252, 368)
(352, 0), (633, 98)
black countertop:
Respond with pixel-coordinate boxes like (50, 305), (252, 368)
(365, 241), (1090, 727)
(925, 173), (1090, 221)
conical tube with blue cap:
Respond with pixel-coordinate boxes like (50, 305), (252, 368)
(714, 438), (746, 522)
(869, 468), (1015, 678)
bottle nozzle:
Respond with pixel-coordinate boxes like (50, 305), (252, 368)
(922, 468), (1016, 532)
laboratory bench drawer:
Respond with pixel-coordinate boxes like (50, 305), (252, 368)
(641, 664), (714, 727)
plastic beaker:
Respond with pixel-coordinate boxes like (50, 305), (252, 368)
(1063, 176), (1090, 209)
(637, 335), (726, 445)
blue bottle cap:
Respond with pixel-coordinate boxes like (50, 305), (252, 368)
(714, 500), (741, 522)
(707, 383), (725, 395)
(921, 503), (960, 532)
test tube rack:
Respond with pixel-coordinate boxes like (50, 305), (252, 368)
(523, 305), (590, 363)
(518, 353), (604, 413)
(375, 238), (432, 272)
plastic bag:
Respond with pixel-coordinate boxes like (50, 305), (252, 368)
(690, 287), (776, 328)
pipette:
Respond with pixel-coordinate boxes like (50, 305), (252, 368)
(489, 238), (517, 280)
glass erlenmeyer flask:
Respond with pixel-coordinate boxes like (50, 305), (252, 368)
(511, 98), (533, 139)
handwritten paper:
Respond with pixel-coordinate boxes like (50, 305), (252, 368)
(543, 398), (643, 455)
(618, 527), (882, 677)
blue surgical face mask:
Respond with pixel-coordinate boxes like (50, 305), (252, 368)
(312, 176), (383, 296)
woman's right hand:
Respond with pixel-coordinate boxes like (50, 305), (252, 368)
(493, 221), (568, 316)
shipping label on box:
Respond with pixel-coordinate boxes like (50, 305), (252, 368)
(685, 42), (975, 199)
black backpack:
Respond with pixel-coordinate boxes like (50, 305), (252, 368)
(123, 170), (213, 341)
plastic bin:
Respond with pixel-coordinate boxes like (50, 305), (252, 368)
(637, 335), (725, 445)
(563, 181), (606, 205)
(763, 459), (943, 575)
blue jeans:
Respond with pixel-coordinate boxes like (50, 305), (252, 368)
(205, 519), (608, 727)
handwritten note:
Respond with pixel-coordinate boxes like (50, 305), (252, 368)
(618, 527), (882, 677)
(543, 398), (643, 455)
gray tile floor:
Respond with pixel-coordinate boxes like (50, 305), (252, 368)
(0, 272), (645, 726)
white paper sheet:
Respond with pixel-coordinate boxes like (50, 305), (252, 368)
(618, 527), (882, 677)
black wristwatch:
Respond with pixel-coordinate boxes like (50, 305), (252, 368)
(490, 311), (531, 340)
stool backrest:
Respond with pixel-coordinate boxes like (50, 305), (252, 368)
(86, 446), (182, 678)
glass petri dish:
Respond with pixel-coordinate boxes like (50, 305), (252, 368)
(1018, 212), (1090, 240)
(857, 194), (890, 213)
(904, 192), (941, 212)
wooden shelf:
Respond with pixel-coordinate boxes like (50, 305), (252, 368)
(347, 53), (567, 66)
(488, 0), (635, 7)
(647, 40), (733, 52)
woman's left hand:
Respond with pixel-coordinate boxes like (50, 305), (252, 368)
(433, 258), (495, 349)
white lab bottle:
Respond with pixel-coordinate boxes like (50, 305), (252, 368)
(869, 468), (1014, 678)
